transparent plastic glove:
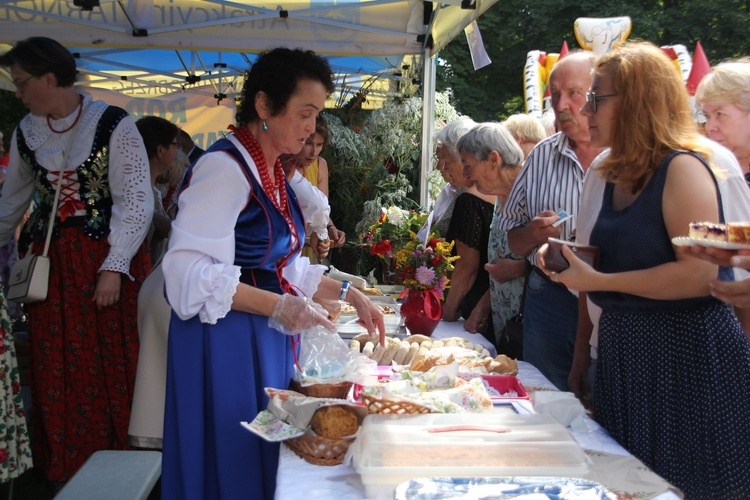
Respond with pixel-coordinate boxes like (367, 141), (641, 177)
(268, 294), (336, 335)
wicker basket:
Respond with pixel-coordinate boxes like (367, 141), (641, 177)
(285, 434), (355, 466)
(289, 379), (352, 400)
(361, 394), (434, 415)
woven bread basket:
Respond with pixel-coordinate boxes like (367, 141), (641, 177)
(289, 379), (352, 400)
(285, 434), (355, 466)
(361, 394), (434, 415)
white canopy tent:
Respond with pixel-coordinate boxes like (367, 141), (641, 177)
(0, 0), (498, 206)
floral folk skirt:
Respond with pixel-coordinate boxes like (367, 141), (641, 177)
(27, 226), (150, 481)
(0, 286), (33, 481)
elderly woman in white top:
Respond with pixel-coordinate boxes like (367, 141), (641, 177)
(696, 58), (750, 180)
(676, 58), (750, 334)
(417, 118), (477, 242)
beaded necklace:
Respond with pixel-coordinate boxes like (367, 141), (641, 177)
(47, 95), (84, 134)
(232, 125), (293, 225)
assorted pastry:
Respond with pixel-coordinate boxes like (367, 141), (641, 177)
(339, 302), (396, 315)
(689, 221), (750, 245)
(347, 333), (517, 375)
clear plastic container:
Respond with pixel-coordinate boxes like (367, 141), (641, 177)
(345, 413), (590, 499)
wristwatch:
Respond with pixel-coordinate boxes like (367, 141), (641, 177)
(339, 280), (351, 301)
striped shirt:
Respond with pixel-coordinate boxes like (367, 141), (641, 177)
(496, 132), (585, 266)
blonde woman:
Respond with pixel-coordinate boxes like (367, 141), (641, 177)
(696, 58), (750, 179)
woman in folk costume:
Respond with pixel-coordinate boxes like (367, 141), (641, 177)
(0, 37), (153, 483)
(161, 47), (384, 500)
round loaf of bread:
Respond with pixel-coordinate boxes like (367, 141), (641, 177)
(310, 405), (359, 438)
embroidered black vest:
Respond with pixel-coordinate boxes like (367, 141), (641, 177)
(17, 106), (128, 244)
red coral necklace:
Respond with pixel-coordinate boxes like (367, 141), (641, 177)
(47, 95), (83, 134)
(232, 125), (293, 225)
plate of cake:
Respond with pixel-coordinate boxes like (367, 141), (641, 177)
(672, 221), (750, 250)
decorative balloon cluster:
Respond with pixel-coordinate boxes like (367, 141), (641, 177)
(523, 16), (710, 119)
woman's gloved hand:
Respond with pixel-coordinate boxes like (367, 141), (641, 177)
(268, 293), (336, 335)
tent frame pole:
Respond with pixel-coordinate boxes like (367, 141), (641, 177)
(419, 48), (436, 210)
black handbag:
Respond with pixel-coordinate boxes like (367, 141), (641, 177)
(498, 262), (530, 361)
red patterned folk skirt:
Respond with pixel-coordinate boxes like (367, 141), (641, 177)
(26, 226), (150, 481)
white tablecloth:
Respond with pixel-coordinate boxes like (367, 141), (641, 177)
(429, 319), (497, 357)
(274, 323), (680, 499)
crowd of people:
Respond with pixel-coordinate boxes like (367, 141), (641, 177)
(0, 34), (749, 499)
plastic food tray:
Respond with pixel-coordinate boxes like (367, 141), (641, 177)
(482, 375), (530, 400)
(345, 413), (590, 499)
(394, 476), (615, 499)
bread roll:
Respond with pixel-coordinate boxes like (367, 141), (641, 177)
(362, 342), (375, 358)
(379, 339), (401, 365)
(406, 334), (432, 345)
(371, 343), (386, 364)
(348, 339), (360, 353)
(403, 342), (420, 364)
(392, 342), (411, 365)
(354, 332), (378, 345)
(310, 405), (359, 438)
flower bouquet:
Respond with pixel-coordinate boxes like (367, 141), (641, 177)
(394, 236), (459, 336)
(360, 206), (429, 283)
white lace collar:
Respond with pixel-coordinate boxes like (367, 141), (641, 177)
(19, 93), (109, 151)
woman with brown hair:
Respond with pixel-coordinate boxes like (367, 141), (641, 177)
(545, 41), (750, 497)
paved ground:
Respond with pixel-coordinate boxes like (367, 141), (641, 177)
(0, 468), (57, 499)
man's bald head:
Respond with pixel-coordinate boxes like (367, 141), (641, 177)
(549, 51), (597, 144)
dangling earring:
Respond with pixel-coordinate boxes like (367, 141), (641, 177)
(262, 120), (269, 132)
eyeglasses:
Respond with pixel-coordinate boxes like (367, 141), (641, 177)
(585, 92), (617, 113)
(12, 75), (35, 93)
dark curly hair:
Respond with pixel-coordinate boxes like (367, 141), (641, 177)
(135, 116), (180, 160)
(235, 48), (334, 126)
(0, 37), (77, 87)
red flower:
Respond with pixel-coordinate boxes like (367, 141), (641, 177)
(400, 265), (416, 279)
(370, 240), (393, 257)
(378, 213), (387, 223)
(11, 380), (19, 395)
(428, 238), (440, 249)
(384, 157), (399, 175)
(0, 449), (8, 464)
(429, 255), (442, 267)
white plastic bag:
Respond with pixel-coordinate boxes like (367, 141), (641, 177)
(295, 325), (376, 386)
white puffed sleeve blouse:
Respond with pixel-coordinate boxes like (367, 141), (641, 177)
(0, 93), (153, 278)
(163, 135), (326, 324)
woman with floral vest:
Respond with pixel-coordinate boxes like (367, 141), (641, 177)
(0, 37), (152, 485)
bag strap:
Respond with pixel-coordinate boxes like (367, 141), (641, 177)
(516, 261), (532, 320)
(41, 152), (68, 258)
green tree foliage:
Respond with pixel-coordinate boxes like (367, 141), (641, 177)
(437, 0), (750, 121)
(0, 90), (27, 150)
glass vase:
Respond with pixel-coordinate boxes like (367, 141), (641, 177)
(400, 288), (442, 337)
